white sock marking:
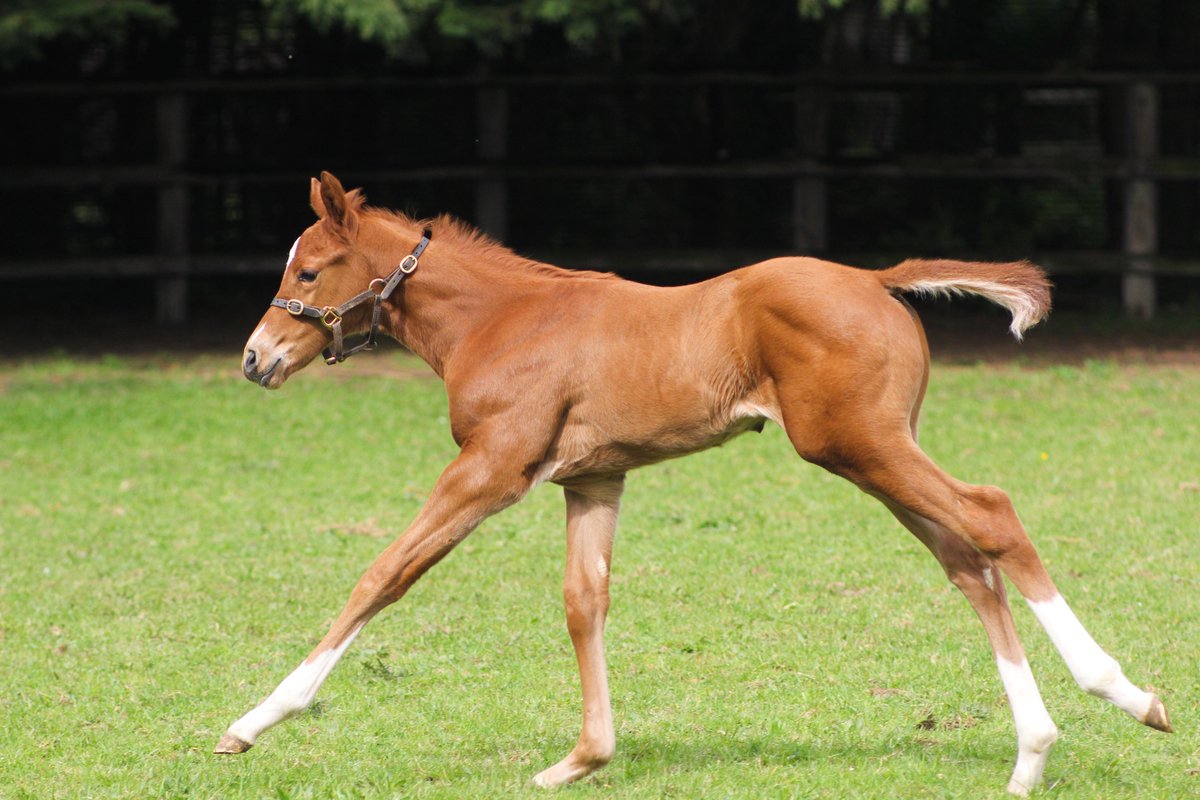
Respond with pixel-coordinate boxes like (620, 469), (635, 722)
(226, 625), (362, 744)
(996, 657), (1057, 795)
(1027, 595), (1152, 719)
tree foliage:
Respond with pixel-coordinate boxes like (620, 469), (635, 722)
(261, 0), (936, 58)
(2, 0), (931, 68)
(261, 0), (689, 58)
(0, 0), (173, 68)
(797, 0), (936, 18)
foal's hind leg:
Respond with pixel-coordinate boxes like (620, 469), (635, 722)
(838, 436), (1172, 743)
(884, 502), (1057, 794)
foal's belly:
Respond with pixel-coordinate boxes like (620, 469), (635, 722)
(547, 402), (772, 483)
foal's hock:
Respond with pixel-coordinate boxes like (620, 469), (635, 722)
(221, 172), (1171, 795)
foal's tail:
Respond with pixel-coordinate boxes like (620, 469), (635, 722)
(876, 258), (1052, 340)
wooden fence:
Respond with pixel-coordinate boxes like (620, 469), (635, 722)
(3, 72), (1199, 322)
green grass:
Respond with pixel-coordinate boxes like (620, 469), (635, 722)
(1, 352), (1198, 799)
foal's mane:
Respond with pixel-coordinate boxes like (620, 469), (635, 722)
(363, 206), (616, 282)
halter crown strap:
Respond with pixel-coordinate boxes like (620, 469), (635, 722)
(269, 228), (432, 365)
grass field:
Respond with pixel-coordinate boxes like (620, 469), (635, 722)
(1, 351), (1197, 799)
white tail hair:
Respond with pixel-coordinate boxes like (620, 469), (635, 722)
(876, 259), (1052, 340)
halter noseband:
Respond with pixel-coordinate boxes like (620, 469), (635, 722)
(269, 229), (432, 365)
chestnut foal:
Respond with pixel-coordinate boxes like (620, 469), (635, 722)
(221, 172), (1171, 794)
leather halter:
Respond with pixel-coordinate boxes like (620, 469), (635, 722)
(269, 229), (432, 365)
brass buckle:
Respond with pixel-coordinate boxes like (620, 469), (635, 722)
(321, 307), (342, 328)
(398, 254), (419, 274)
(285, 298), (305, 316)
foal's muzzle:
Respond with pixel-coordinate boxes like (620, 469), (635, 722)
(242, 348), (281, 388)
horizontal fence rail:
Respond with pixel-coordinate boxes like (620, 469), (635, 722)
(2, 72), (1196, 320)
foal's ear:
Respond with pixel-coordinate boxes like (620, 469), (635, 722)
(315, 171), (361, 240)
(310, 176), (326, 218)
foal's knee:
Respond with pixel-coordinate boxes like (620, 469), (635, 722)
(354, 562), (402, 605)
(563, 579), (608, 636)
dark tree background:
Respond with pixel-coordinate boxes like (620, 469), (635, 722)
(2, 0), (1199, 330)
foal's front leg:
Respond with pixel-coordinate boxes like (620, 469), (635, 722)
(214, 446), (528, 753)
(534, 478), (624, 787)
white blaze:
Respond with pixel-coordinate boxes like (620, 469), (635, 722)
(245, 318), (290, 363)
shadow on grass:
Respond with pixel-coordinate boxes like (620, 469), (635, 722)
(614, 727), (1012, 779)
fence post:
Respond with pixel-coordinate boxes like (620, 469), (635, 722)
(793, 84), (828, 254)
(1123, 81), (1158, 319)
(476, 83), (509, 241)
(156, 91), (189, 324)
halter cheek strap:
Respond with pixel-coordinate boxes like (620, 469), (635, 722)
(269, 229), (432, 365)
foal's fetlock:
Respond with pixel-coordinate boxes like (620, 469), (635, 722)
(1073, 656), (1172, 731)
(1076, 655), (1123, 698)
(575, 734), (616, 767)
(1024, 722), (1059, 756)
(1005, 714), (1058, 797)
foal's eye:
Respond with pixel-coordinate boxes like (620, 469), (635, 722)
(298, 270), (318, 284)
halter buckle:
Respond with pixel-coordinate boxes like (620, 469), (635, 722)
(285, 298), (305, 316)
(399, 254), (419, 274)
(321, 307), (342, 328)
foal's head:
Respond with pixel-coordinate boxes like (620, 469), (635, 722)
(242, 172), (378, 389)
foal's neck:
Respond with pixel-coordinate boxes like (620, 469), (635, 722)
(365, 212), (555, 377)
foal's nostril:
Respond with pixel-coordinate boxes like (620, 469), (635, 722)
(244, 349), (258, 372)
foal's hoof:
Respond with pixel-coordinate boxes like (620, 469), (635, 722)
(213, 733), (253, 754)
(533, 758), (602, 788)
(1005, 778), (1032, 797)
(1143, 693), (1174, 733)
